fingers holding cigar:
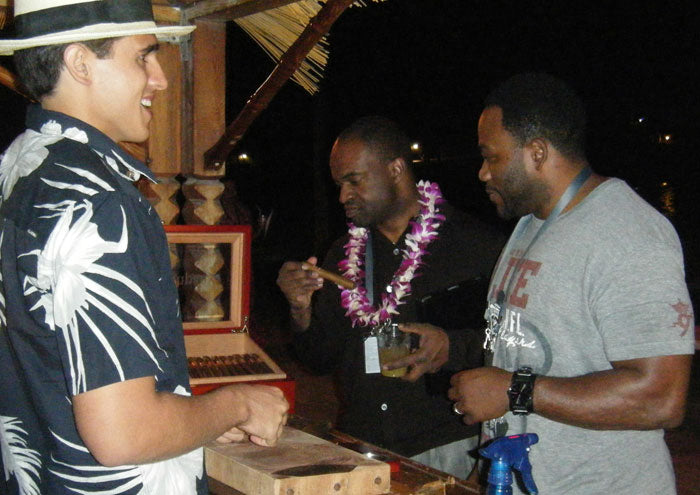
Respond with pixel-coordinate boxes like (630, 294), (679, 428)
(301, 262), (356, 290)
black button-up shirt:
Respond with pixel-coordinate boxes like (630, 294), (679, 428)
(292, 203), (505, 456)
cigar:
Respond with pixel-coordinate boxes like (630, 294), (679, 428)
(302, 262), (355, 290)
(188, 357), (202, 378)
(196, 357), (217, 378)
(221, 354), (246, 376)
(232, 354), (256, 375)
(212, 356), (232, 377)
(246, 353), (274, 374)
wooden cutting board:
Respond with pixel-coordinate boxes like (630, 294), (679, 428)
(205, 427), (391, 495)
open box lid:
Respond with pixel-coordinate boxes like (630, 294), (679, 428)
(164, 224), (251, 335)
(164, 225), (288, 384)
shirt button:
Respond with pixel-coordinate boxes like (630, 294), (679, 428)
(393, 248), (400, 256)
(380, 403), (388, 411)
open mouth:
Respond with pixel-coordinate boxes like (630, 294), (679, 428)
(140, 98), (152, 108)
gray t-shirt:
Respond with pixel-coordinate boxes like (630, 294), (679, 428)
(483, 178), (695, 494)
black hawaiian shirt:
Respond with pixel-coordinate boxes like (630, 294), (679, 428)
(0, 106), (207, 494)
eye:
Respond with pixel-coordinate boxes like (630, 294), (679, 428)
(138, 49), (157, 65)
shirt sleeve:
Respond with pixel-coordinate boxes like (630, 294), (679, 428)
(590, 233), (695, 361)
(291, 240), (354, 374)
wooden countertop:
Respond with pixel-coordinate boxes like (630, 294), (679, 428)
(208, 415), (482, 495)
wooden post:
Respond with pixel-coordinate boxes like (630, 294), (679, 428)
(148, 41), (184, 176)
(191, 18), (227, 179)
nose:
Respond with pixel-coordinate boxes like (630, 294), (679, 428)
(338, 184), (352, 205)
(149, 56), (168, 92)
(478, 160), (491, 183)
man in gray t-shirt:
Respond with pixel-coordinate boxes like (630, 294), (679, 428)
(446, 73), (694, 494)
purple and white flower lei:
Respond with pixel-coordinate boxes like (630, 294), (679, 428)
(337, 181), (445, 327)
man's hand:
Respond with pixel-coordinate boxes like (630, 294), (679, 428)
(448, 366), (511, 424)
(234, 384), (289, 447)
(74, 377), (290, 466)
(381, 323), (449, 382)
(215, 427), (246, 443)
(276, 257), (324, 329)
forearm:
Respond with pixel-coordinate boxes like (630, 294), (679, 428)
(290, 306), (311, 331)
(533, 356), (691, 430)
(121, 386), (248, 462)
(451, 355), (691, 431)
(74, 378), (253, 466)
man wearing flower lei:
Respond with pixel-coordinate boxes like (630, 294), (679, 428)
(278, 116), (505, 479)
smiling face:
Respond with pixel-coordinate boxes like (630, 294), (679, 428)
(86, 34), (167, 143)
(477, 106), (549, 219)
(329, 138), (398, 228)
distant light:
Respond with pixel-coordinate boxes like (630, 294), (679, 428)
(637, 117), (645, 123)
(661, 182), (668, 187)
(657, 134), (673, 144)
(411, 142), (421, 152)
(660, 183), (676, 217)
(664, 134), (672, 141)
(238, 153), (250, 163)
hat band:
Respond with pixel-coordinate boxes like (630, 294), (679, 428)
(15, 0), (154, 40)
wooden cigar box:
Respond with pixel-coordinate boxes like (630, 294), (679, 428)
(205, 426), (391, 495)
(165, 225), (294, 409)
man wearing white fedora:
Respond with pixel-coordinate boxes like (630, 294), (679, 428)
(0, 1), (289, 494)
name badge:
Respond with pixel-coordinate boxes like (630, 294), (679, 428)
(364, 336), (380, 374)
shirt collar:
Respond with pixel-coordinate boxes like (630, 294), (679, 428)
(25, 104), (157, 184)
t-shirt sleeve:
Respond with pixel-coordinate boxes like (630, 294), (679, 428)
(590, 236), (695, 361)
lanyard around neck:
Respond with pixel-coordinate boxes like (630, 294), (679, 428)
(496, 166), (592, 321)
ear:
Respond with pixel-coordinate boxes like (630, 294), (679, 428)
(387, 157), (407, 182)
(62, 43), (93, 85)
(525, 138), (548, 172)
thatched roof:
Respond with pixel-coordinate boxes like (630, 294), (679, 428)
(0, 0), (381, 94)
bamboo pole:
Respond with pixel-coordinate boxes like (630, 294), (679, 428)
(203, 0), (354, 170)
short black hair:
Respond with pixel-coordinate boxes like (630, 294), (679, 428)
(337, 115), (412, 166)
(484, 73), (587, 160)
(13, 38), (118, 101)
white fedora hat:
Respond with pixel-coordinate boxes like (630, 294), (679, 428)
(0, 0), (195, 55)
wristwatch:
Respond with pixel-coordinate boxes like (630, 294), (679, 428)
(508, 367), (537, 415)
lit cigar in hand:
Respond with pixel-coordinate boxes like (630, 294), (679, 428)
(302, 262), (356, 290)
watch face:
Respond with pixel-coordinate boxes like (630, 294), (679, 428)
(509, 368), (535, 415)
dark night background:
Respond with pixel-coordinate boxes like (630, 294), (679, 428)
(222, 0), (700, 303)
(1, 0), (699, 299)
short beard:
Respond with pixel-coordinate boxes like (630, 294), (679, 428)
(500, 159), (550, 220)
